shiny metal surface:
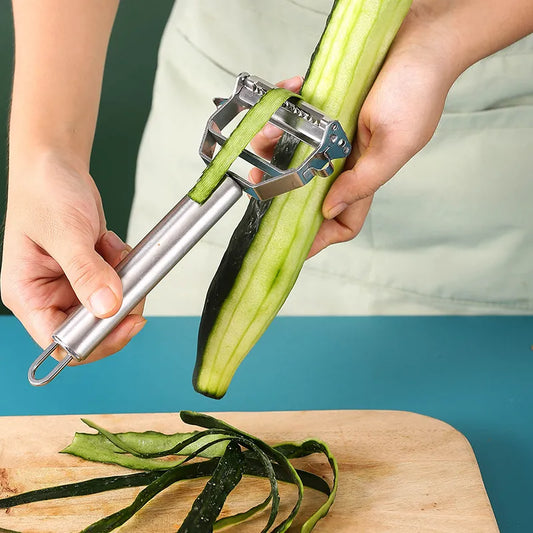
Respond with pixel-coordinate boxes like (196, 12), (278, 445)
(200, 72), (351, 200)
(28, 343), (74, 386)
(28, 177), (242, 384)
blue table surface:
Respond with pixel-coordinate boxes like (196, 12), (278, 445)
(1, 315), (532, 531)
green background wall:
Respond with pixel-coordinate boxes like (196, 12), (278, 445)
(0, 0), (174, 314)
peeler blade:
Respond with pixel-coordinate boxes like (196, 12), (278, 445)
(199, 72), (352, 201)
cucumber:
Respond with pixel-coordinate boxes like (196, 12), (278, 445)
(194, 0), (412, 398)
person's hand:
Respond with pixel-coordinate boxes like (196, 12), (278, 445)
(310, 7), (462, 257)
(250, 7), (462, 257)
(1, 151), (146, 362)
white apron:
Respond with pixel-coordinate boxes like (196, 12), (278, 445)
(128, 0), (533, 315)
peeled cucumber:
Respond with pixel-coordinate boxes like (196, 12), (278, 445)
(194, 0), (413, 398)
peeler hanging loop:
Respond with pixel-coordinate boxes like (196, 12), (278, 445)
(28, 342), (74, 386)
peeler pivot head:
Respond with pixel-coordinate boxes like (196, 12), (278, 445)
(200, 72), (351, 201)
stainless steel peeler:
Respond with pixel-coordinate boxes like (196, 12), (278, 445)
(28, 72), (352, 386)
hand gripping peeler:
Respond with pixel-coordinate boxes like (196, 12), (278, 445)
(28, 72), (351, 386)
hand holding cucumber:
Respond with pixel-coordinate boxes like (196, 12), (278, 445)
(253, 0), (533, 259)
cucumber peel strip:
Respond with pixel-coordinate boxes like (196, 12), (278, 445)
(60, 430), (332, 498)
(79, 458), (222, 533)
(79, 429), (282, 533)
(0, 470), (163, 508)
(188, 87), (301, 204)
(180, 411), (303, 533)
(61, 430), (228, 470)
(177, 441), (245, 532)
(0, 412), (338, 532)
(0, 458), (328, 509)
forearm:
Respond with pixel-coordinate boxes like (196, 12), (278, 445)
(401, 0), (533, 81)
(450, 0), (533, 66)
(10, 0), (119, 170)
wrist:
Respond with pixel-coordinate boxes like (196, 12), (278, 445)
(394, 2), (469, 86)
(7, 144), (89, 194)
(9, 110), (94, 173)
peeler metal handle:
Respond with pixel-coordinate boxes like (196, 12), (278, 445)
(28, 177), (242, 386)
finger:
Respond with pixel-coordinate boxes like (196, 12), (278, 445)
(249, 167), (263, 185)
(250, 76), (303, 158)
(96, 232), (146, 331)
(24, 303), (146, 363)
(323, 125), (414, 219)
(97, 235), (145, 314)
(23, 259), (145, 362)
(77, 238), (146, 362)
(308, 196), (372, 258)
(250, 122), (284, 160)
(278, 75), (304, 93)
(96, 230), (129, 269)
(82, 314), (147, 363)
(44, 228), (124, 319)
(1, 241), (74, 316)
(71, 235), (145, 361)
(22, 305), (69, 352)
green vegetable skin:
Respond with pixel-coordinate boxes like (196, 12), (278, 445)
(0, 412), (338, 532)
(195, 0), (413, 398)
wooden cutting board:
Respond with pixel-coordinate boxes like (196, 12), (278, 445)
(0, 410), (498, 532)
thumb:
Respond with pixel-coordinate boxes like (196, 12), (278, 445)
(49, 232), (123, 318)
(323, 126), (414, 219)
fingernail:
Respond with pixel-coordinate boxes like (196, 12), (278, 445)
(89, 286), (118, 316)
(119, 245), (132, 262)
(263, 123), (282, 139)
(104, 231), (125, 252)
(326, 203), (348, 219)
(128, 318), (147, 339)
